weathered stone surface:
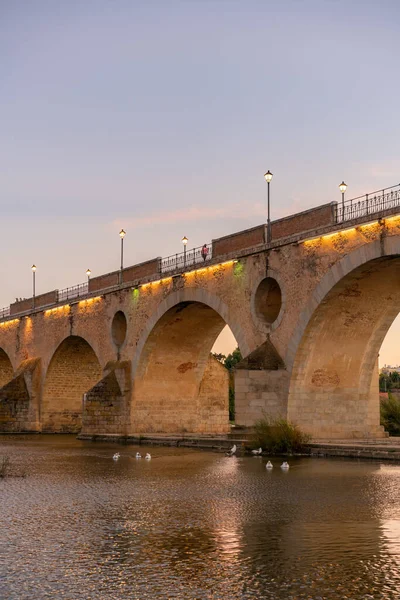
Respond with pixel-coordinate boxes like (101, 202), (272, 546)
(0, 209), (398, 439)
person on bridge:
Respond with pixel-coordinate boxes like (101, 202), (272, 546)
(201, 244), (209, 261)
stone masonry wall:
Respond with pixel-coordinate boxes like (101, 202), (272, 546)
(0, 375), (31, 432)
(89, 272), (119, 293)
(271, 203), (334, 241)
(10, 291), (58, 315)
(212, 225), (266, 257)
(82, 368), (129, 435)
(42, 336), (103, 432)
(197, 356), (230, 433)
(122, 258), (160, 283)
(235, 369), (290, 426)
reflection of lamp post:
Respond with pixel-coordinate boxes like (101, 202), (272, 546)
(119, 229), (126, 284)
(339, 181), (347, 220)
(264, 170), (273, 243)
(86, 269), (91, 284)
(182, 236), (188, 266)
(31, 265), (37, 309)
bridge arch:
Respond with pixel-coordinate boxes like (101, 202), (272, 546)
(0, 348), (13, 387)
(42, 335), (102, 432)
(287, 235), (400, 438)
(131, 289), (245, 434)
(133, 288), (248, 376)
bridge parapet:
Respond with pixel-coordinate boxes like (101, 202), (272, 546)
(121, 257), (161, 284)
(10, 291), (58, 316)
(212, 224), (267, 257)
(271, 202), (335, 240)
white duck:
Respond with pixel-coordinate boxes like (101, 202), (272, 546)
(226, 444), (237, 456)
(113, 452), (120, 460)
(280, 461), (290, 470)
(251, 447), (262, 455)
(135, 452), (142, 459)
(266, 461), (273, 469)
(145, 453), (151, 460)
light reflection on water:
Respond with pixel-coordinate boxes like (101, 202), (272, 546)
(1, 436), (400, 599)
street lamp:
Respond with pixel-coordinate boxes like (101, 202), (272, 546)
(339, 181), (347, 220)
(264, 170), (273, 243)
(86, 269), (91, 284)
(182, 236), (188, 266)
(119, 229), (126, 283)
(31, 265), (37, 309)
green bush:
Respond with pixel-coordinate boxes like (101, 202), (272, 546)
(380, 394), (400, 436)
(250, 416), (311, 454)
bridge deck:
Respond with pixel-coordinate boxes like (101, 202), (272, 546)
(1, 185), (400, 322)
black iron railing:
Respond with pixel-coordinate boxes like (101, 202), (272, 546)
(58, 282), (89, 303)
(160, 244), (212, 274)
(0, 306), (10, 319)
(335, 183), (400, 223)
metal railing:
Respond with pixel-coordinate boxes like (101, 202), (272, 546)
(57, 282), (89, 303)
(0, 306), (10, 319)
(160, 244), (212, 274)
(335, 183), (400, 223)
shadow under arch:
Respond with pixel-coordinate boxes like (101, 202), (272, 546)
(131, 291), (245, 434)
(0, 348), (13, 388)
(287, 235), (400, 439)
(42, 335), (102, 433)
(133, 288), (249, 378)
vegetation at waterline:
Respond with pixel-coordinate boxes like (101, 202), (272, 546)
(249, 416), (311, 454)
(212, 347), (243, 421)
(380, 394), (400, 436)
(0, 455), (26, 478)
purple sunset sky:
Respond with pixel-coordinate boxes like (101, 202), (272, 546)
(1, 0), (399, 363)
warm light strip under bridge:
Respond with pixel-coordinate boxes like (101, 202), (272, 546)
(138, 260), (237, 289)
(0, 318), (20, 326)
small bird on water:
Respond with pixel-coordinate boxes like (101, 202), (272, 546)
(251, 447), (262, 455)
(145, 453), (151, 460)
(281, 461), (290, 470)
(226, 444), (237, 456)
(113, 452), (120, 461)
(266, 461), (273, 469)
(136, 452), (142, 459)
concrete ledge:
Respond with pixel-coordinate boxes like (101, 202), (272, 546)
(308, 440), (400, 461)
(77, 432), (248, 450)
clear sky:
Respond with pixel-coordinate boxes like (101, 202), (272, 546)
(1, 0), (399, 364)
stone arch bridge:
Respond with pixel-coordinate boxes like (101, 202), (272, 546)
(1, 188), (399, 439)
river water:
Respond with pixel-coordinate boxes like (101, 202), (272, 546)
(1, 436), (400, 599)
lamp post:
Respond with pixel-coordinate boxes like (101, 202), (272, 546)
(264, 170), (273, 243)
(119, 229), (126, 284)
(86, 269), (91, 285)
(339, 181), (347, 221)
(182, 236), (188, 267)
(31, 265), (37, 309)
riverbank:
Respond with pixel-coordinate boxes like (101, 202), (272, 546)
(77, 432), (400, 461)
(309, 438), (400, 461)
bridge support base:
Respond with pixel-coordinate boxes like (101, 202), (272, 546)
(234, 368), (289, 426)
(0, 359), (41, 432)
(81, 361), (131, 436)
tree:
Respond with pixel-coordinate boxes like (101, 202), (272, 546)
(224, 348), (242, 371)
(212, 352), (226, 364)
(212, 348), (242, 421)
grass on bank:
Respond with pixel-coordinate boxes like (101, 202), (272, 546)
(381, 394), (400, 436)
(249, 416), (311, 454)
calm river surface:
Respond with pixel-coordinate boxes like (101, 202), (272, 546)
(2, 436), (400, 599)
